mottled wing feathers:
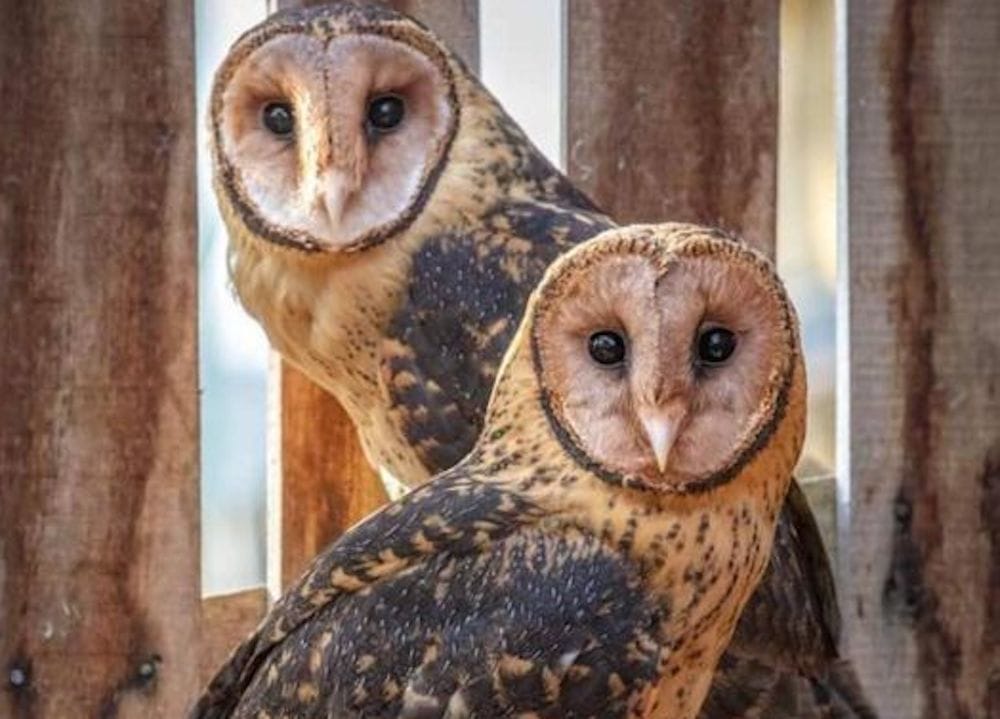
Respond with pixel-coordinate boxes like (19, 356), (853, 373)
(233, 529), (663, 719)
(698, 655), (783, 718)
(700, 659), (877, 719)
(381, 201), (612, 474)
(726, 479), (840, 674)
(191, 474), (542, 718)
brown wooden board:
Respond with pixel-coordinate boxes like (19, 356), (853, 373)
(271, 0), (479, 589)
(200, 589), (268, 683)
(841, 2), (1000, 717)
(566, 0), (779, 255)
(0, 2), (200, 716)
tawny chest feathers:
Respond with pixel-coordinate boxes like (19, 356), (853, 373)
(580, 501), (775, 719)
(581, 501), (770, 635)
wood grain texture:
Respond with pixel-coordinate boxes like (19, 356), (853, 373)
(841, 2), (1000, 717)
(271, 0), (480, 589)
(0, 2), (200, 717)
(566, 0), (779, 255)
(200, 590), (268, 683)
(278, 367), (389, 587)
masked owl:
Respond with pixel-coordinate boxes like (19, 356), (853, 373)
(194, 225), (808, 719)
(209, 4), (874, 717)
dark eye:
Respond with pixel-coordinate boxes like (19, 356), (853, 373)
(367, 94), (406, 133)
(697, 326), (738, 365)
(262, 102), (294, 136)
(588, 331), (627, 367)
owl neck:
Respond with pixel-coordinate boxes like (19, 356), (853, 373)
(225, 213), (410, 413)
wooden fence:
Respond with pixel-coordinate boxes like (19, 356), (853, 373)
(0, 1), (996, 717)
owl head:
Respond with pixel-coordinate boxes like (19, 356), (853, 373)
(210, 2), (470, 254)
(211, 1), (572, 261)
(492, 223), (806, 494)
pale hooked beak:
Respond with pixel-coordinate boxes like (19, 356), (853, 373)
(639, 402), (688, 473)
(316, 167), (356, 229)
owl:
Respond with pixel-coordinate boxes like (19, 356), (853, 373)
(193, 224), (808, 719)
(209, 4), (875, 717)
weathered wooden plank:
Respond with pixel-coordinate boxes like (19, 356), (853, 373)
(270, 0), (479, 589)
(566, 0), (779, 255)
(200, 589), (268, 682)
(841, 2), (1000, 717)
(0, 2), (200, 717)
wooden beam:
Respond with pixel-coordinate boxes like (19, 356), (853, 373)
(840, 2), (1000, 717)
(0, 2), (200, 716)
(566, 0), (779, 255)
(271, 0), (479, 589)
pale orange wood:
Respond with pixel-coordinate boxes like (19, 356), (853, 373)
(271, 0), (480, 590)
(200, 589), (268, 682)
(566, 0), (779, 257)
(0, 1), (200, 716)
(841, 2), (1000, 717)
(279, 366), (390, 587)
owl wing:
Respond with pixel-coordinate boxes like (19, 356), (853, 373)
(700, 656), (877, 719)
(193, 478), (664, 719)
(191, 473), (545, 719)
(233, 529), (663, 719)
(726, 479), (840, 673)
(380, 200), (613, 474)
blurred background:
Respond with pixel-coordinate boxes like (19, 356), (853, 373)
(196, 0), (836, 595)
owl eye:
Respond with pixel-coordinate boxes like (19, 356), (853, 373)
(367, 94), (406, 133)
(588, 331), (627, 367)
(697, 326), (737, 365)
(262, 102), (294, 137)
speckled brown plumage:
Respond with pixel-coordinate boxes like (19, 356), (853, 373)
(193, 226), (808, 719)
(209, 4), (874, 717)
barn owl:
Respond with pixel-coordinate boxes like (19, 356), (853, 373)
(209, 4), (876, 717)
(194, 224), (808, 719)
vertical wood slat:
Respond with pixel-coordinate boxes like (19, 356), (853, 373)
(0, 2), (201, 717)
(272, 0), (479, 588)
(841, 2), (1000, 718)
(566, 0), (779, 256)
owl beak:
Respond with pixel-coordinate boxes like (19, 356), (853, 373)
(317, 168), (356, 229)
(639, 403), (687, 473)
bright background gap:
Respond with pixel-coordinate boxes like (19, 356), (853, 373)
(196, 0), (269, 596)
(776, 0), (837, 477)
